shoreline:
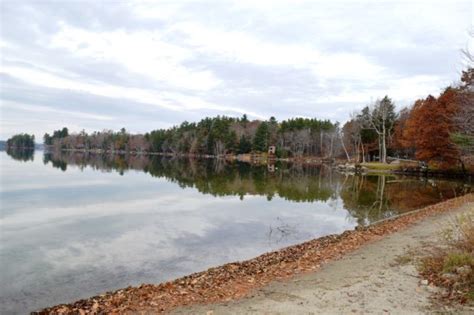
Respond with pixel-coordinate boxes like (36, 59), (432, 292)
(173, 198), (474, 314)
(36, 193), (474, 314)
(41, 148), (473, 178)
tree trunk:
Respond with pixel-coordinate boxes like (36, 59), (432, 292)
(355, 140), (360, 163)
(340, 134), (351, 162)
(320, 131), (324, 157)
(361, 141), (366, 163)
(329, 133), (334, 158)
(378, 136), (381, 162)
(382, 123), (387, 163)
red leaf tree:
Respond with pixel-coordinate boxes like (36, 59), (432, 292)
(404, 89), (460, 168)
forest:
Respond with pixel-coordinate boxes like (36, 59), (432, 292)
(44, 117), (338, 158)
(6, 133), (35, 149)
(43, 68), (473, 172)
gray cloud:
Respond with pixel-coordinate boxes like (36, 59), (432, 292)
(0, 0), (472, 140)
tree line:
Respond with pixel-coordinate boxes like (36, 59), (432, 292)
(43, 115), (341, 159)
(342, 68), (473, 171)
(42, 67), (473, 171)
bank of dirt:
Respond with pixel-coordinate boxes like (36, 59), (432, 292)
(38, 194), (473, 314)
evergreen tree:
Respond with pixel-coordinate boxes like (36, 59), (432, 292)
(253, 122), (269, 152)
(43, 133), (52, 145)
(238, 135), (252, 154)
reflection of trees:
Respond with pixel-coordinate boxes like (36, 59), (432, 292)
(340, 174), (471, 225)
(369, 175), (391, 222)
(43, 151), (148, 174)
(43, 151), (342, 203)
(44, 154), (67, 171)
(144, 157), (340, 203)
(43, 151), (471, 224)
(6, 148), (34, 162)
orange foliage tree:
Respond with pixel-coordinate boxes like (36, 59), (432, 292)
(404, 89), (460, 168)
(391, 107), (414, 158)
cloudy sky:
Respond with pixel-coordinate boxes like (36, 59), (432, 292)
(0, 0), (472, 140)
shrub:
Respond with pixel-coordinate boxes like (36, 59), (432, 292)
(419, 210), (474, 303)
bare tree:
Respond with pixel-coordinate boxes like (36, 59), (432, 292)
(339, 128), (351, 162)
(362, 97), (396, 163)
(461, 28), (474, 68)
(344, 113), (366, 163)
(453, 29), (474, 159)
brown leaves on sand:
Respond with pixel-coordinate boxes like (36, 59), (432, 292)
(35, 194), (473, 315)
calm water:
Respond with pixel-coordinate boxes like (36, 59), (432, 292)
(0, 150), (471, 314)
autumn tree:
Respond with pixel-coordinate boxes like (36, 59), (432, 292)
(391, 107), (415, 158)
(404, 91), (460, 167)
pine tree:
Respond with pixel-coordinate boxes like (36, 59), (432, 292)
(252, 122), (269, 152)
(238, 135), (252, 154)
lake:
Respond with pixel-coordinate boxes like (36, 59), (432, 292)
(0, 150), (471, 314)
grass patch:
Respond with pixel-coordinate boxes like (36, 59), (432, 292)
(443, 252), (474, 273)
(392, 253), (415, 266)
(419, 211), (474, 304)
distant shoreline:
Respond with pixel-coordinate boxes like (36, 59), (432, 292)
(41, 147), (474, 178)
(43, 146), (330, 164)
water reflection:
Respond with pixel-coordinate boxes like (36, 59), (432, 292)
(5, 148), (34, 162)
(43, 151), (471, 223)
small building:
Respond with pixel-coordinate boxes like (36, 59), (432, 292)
(268, 145), (276, 155)
(267, 164), (275, 172)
